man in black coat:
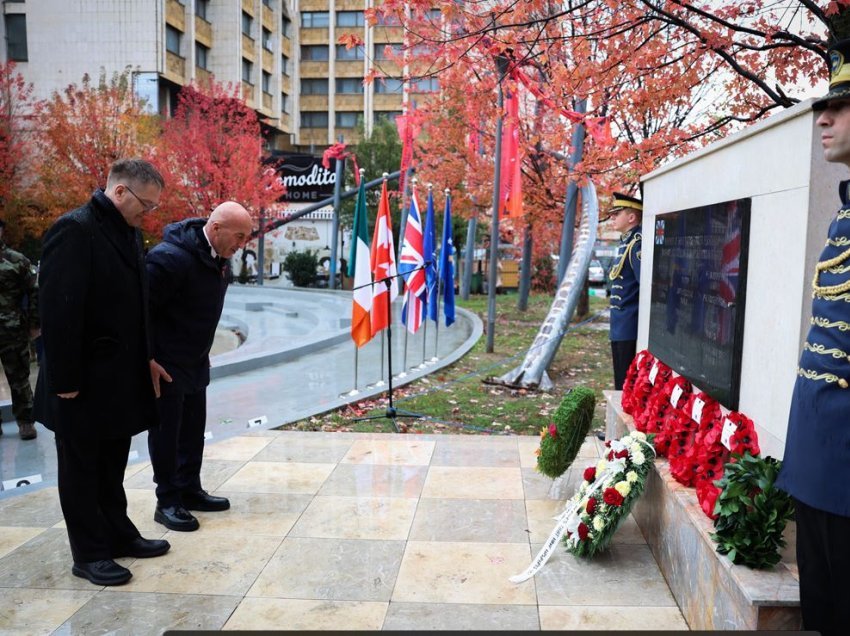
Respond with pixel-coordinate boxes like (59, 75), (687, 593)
(35, 158), (170, 586)
(147, 202), (253, 531)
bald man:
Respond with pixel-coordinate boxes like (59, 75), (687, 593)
(146, 202), (253, 531)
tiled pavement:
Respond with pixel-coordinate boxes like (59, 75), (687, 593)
(0, 430), (689, 633)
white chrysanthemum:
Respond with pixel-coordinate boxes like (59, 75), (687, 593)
(631, 431), (647, 441)
(632, 451), (646, 466)
(593, 516), (606, 531)
(626, 470), (639, 483)
(620, 435), (633, 446)
(615, 480), (631, 497)
(597, 459), (608, 473)
(630, 442), (643, 455)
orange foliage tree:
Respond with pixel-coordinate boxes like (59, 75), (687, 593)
(23, 68), (160, 238)
(0, 61), (40, 247)
(149, 81), (285, 239)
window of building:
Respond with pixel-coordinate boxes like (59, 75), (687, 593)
(262, 71), (272, 93)
(336, 44), (364, 61)
(412, 76), (439, 92)
(374, 43), (402, 60)
(242, 58), (253, 84)
(374, 78), (404, 94)
(336, 78), (364, 94)
(262, 28), (273, 51)
(301, 78), (329, 94)
(335, 112), (360, 128)
(262, 0), (274, 7)
(301, 111), (329, 128)
(241, 11), (253, 37)
(281, 93), (290, 114)
(336, 11), (364, 27)
(426, 8), (441, 21)
(195, 42), (209, 69)
(196, 0), (210, 21)
(375, 111), (402, 123)
(4, 14), (28, 62)
(281, 54), (290, 76)
(282, 16), (291, 37)
(301, 45), (329, 61)
(166, 25), (182, 55)
(375, 10), (401, 26)
(301, 12), (329, 28)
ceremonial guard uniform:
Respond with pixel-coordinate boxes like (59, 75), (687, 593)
(775, 38), (850, 633)
(608, 192), (643, 390)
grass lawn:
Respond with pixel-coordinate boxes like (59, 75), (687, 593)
(282, 290), (614, 437)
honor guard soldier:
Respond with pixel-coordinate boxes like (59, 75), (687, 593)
(775, 39), (850, 634)
(607, 191), (643, 390)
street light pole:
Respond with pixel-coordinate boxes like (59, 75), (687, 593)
(329, 134), (345, 290)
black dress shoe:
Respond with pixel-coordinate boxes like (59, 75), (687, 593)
(182, 489), (230, 512)
(72, 559), (132, 586)
(154, 505), (200, 531)
(114, 536), (171, 558)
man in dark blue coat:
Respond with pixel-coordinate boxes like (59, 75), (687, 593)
(776, 39), (850, 633)
(35, 158), (170, 586)
(607, 191), (642, 390)
(147, 202), (253, 531)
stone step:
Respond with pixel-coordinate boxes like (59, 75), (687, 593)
(604, 390), (801, 630)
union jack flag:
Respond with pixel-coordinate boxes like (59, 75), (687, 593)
(399, 190), (426, 333)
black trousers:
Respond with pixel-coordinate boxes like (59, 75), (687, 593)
(794, 498), (850, 634)
(611, 339), (637, 391)
(147, 384), (206, 507)
(55, 435), (140, 562)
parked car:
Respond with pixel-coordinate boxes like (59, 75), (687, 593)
(588, 259), (606, 285)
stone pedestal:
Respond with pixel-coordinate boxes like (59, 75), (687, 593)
(605, 390), (801, 630)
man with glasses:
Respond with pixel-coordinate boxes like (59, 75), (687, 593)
(607, 191), (643, 391)
(35, 158), (170, 586)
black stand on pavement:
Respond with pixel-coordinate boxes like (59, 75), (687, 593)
(352, 276), (427, 432)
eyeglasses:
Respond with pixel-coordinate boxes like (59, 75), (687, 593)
(123, 184), (159, 212)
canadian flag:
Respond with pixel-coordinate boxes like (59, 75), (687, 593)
(370, 179), (398, 335)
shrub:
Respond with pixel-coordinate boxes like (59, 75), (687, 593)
(283, 250), (319, 287)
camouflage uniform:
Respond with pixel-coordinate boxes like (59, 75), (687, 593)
(0, 239), (38, 436)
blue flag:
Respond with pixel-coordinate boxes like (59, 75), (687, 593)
(424, 189), (438, 321)
(439, 191), (456, 326)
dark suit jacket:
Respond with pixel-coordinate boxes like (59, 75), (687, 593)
(34, 190), (157, 438)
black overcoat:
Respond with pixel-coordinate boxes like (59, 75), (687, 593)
(34, 190), (157, 438)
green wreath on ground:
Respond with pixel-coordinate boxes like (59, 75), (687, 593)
(536, 386), (597, 479)
(710, 452), (794, 569)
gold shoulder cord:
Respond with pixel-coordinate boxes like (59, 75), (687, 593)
(812, 246), (850, 297)
(609, 234), (639, 281)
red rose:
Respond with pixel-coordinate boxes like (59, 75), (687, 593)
(583, 467), (596, 482)
(615, 449), (629, 459)
(548, 423), (558, 438)
(607, 450), (614, 461)
(586, 498), (597, 514)
(578, 522), (589, 540)
(603, 487), (624, 507)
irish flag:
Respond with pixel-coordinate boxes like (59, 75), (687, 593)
(370, 178), (398, 335)
(348, 178), (372, 346)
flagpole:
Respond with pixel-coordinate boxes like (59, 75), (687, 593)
(433, 188), (451, 361)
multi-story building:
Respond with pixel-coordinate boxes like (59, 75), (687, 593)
(1, 0), (434, 152)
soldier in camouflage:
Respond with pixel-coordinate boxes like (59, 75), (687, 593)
(0, 219), (39, 440)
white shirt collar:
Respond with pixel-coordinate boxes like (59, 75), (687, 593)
(202, 224), (219, 258)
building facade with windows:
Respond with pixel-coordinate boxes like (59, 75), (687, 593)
(1, 0), (437, 152)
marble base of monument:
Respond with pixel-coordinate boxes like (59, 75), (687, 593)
(604, 390), (801, 630)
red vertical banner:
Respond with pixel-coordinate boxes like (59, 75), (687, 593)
(499, 89), (523, 218)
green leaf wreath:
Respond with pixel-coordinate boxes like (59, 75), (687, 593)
(536, 387), (597, 479)
(563, 431), (656, 558)
(710, 452), (794, 569)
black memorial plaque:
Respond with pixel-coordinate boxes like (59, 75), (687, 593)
(648, 198), (751, 409)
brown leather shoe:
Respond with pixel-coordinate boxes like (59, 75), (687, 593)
(18, 422), (37, 440)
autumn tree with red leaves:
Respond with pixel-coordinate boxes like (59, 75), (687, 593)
(149, 81), (285, 238)
(0, 61), (39, 247)
(21, 68), (159, 238)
